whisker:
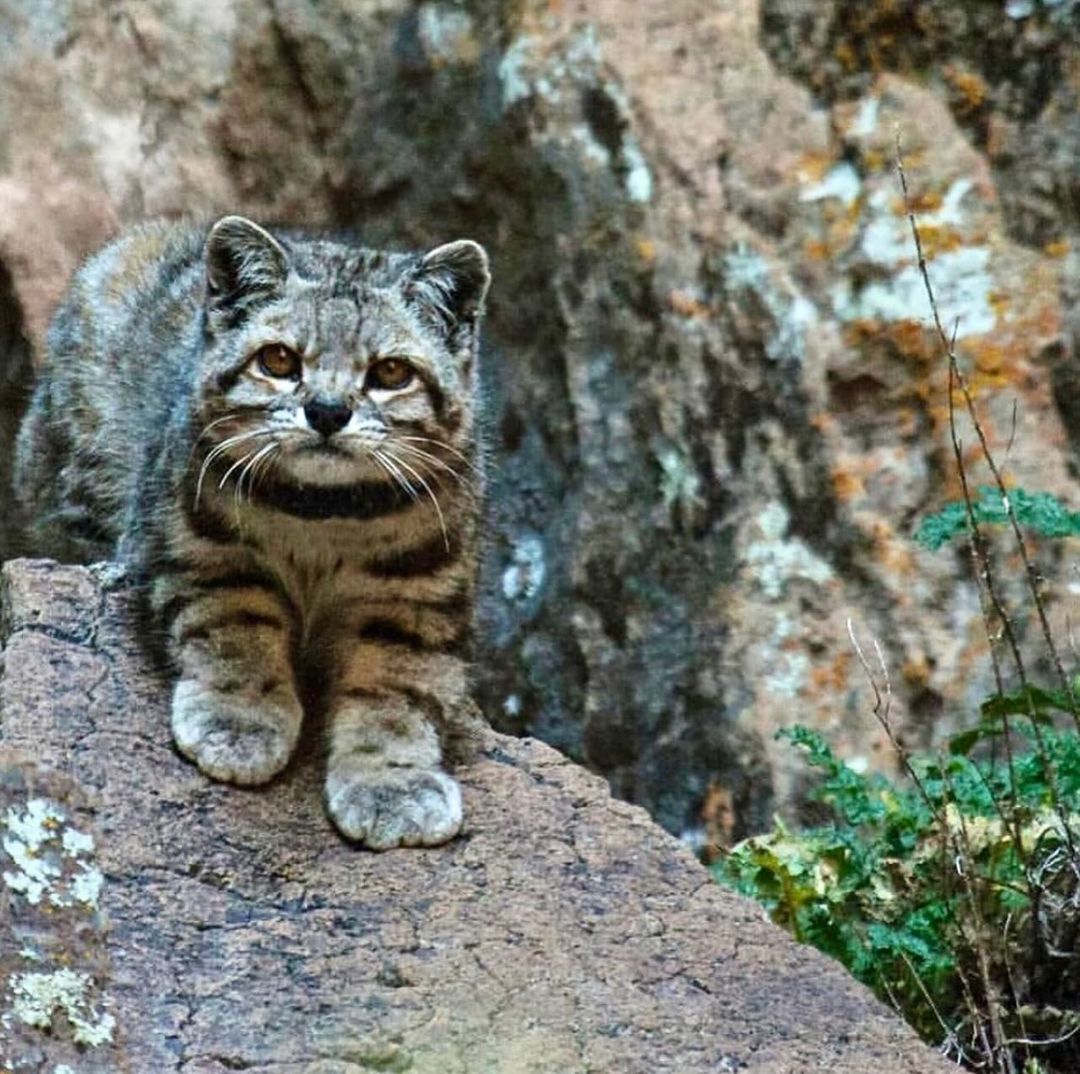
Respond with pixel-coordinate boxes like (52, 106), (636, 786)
(238, 442), (278, 504)
(392, 441), (466, 485)
(195, 413), (243, 446)
(194, 430), (273, 507)
(373, 449), (420, 505)
(383, 446), (450, 551)
(250, 443), (281, 496)
(188, 413), (245, 467)
(397, 435), (481, 476)
(218, 447), (262, 491)
(233, 445), (271, 523)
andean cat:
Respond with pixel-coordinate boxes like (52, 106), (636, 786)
(15, 215), (490, 849)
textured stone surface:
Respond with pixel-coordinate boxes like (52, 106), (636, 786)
(0, 0), (1077, 843)
(0, 559), (952, 1073)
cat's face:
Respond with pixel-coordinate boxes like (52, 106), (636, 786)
(194, 217), (488, 492)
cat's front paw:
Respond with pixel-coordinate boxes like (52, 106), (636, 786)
(325, 765), (463, 850)
(171, 679), (301, 786)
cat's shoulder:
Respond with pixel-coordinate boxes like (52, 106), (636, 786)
(71, 219), (205, 310)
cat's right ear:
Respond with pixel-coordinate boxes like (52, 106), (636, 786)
(204, 216), (288, 308)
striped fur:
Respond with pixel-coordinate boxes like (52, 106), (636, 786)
(14, 216), (490, 849)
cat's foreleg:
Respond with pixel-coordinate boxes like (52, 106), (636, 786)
(160, 574), (303, 785)
(324, 641), (466, 849)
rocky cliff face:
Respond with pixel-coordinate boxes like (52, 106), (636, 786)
(0, 0), (1077, 842)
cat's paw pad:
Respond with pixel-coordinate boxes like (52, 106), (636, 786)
(325, 766), (463, 849)
(171, 681), (300, 786)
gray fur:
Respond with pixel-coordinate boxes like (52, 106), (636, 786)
(15, 216), (490, 848)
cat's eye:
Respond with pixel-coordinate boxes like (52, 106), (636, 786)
(367, 358), (414, 392)
(255, 343), (302, 380)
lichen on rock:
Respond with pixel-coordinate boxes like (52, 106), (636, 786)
(2, 798), (103, 911)
(10, 967), (115, 1046)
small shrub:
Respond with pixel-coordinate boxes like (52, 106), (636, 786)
(714, 492), (1080, 1071)
(715, 723), (1080, 1068)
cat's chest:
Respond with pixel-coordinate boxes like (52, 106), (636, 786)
(244, 504), (431, 614)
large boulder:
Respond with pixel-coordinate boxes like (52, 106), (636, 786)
(0, 0), (1076, 842)
(0, 559), (951, 1073)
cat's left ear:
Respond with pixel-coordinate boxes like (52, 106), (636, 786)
(204, 216), (288, 308)
(409, 240), (491, 328)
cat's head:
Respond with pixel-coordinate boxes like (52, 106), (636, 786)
(194, 215), (489, 492)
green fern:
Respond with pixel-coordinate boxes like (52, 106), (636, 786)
(715, 724), (1080, 1054)
(915, 487), (1080, 551)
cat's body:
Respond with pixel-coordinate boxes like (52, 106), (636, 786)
(15, 216), (490, 849)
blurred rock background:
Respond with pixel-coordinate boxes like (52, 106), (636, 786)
(0, 0), (1077, 845)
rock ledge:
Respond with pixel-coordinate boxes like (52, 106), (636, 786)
(0, 559), (948, 1073)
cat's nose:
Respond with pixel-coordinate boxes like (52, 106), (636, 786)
(304, 400), (352, 438)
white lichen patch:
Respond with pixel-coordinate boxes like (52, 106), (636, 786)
(2, 798), (103, 910)
(800, 161), (861, 207)
(70, 864), (104, 908)
(417, 3), (478, 65)
(502, 535), (547, 603)
(656, 444), (705, 524)
(3, 835), (62, 905)
(61, 828), (94, 856)
(743, 500), (833, 600)
(826, 172), (997, 336)
(496, 28), (656, 210)
(764, 617), (812, 698)
(10, 968), (115, 1046)
(849, 95), (880, 138)
(497, 35), (537, 106)
(570, 122), (612, 167)
(722, 246), (819, 363)
(836, 246), (996, 335)
(4, 799), (65, 847)
(623, 140), (653, 203)
(498, 27), (600, 107)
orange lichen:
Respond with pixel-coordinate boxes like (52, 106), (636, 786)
(869, 518), (917, 578)
(907, 189), (944, 214)
(895, 406), (919, 438)
(902, 655), (931, 688)
(804, 239), (833, 262)
(634, 237), (657, 266)
(668, 290), (711, 319)
(797, 151), (835, 184)
(944, 65), (989, 114)
(834, 39), (858, 73)
(972, 342), (1005, 375)
(811, 651), (851, 694)
(1044, 239), (1069, 259)
(861, 147), (888, 174)
(888, 319), (939, 364)
(699, 782), (737, 856)
(842, 318), (942, 369)
(989, 290), (1011, 319)
(831, 465), (866, 503)
(915, 224), (966, 257)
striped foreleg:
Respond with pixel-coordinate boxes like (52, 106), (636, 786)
(156, 569), (303, 785)
(324, 629), (470, 849)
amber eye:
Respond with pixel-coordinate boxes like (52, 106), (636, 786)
(255, 343), (302, 380)
(367, 358), (414, 391)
